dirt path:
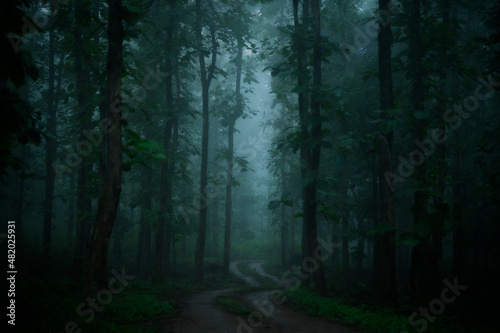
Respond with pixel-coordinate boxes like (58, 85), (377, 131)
(166, 261), (367, 333)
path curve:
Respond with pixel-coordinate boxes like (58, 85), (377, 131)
(166, 260), (368, 333)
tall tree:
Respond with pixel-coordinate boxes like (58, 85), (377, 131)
(154, 0), (176, 282)
(43, 26), (56, 259)
(194, 0), (217, 283)
(407, 0), (441, 303)
(292, 0), (326, 295)
(375, 0), (397, 305)
(73, 0), (93, 276)
(85, 0), (124, 292)
(222, 39), (244, 276)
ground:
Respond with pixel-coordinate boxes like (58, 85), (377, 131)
(165, 260), (368, 333)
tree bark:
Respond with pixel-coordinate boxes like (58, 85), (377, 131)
(407, 0), (440, 304)
(194, 0), (217, 283)
(280, 154), (288, 271)
(375, 0), (397, 305)
(43, 27), (56, 260)
(137, 167), (152, 276)
(292, 0), (326, 295)
(223, 40), (243, 276)
(73, 0), (93, 277)
(85, 0), (123, 293)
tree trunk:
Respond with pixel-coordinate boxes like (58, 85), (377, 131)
(43, 27), (56, 260)
(137, 167), (152, 276)
(194, 0), (217, 282)
(407, 0), (440, 304)
(280, 154), (288, 271)
(73, 0), (93, 277)
(223, 40), (243, 276)
(375, 0), (397, 305)
(154, 0), (176, 282)
(292, 0), (326, 295)
(85, 0), (123, 293)
(67, 172), (75, 251)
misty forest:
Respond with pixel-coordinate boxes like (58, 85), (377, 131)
(1, 0), (499, 332)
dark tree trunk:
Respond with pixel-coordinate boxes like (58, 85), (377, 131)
(340, 174), (350, 288)
(85, 0), (123, 293)
(280, 154), (288, 271)
(67, 172), (75, 251)
(375, 0), (397, 305)
(154, 0), (176, 282)
(73, 0), (93, 277)
(223, 40), (243, 276)
(137, 167), (152, 276)
(407, 0), (440, 304)
(194, 0), (217, 283)
(43, 27), (56, 260)
(292, 0), (326, 295)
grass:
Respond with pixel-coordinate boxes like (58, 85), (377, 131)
(282, 287), (487, 333)
(216, 289), (253, 316)
(19, 277), (197, 333)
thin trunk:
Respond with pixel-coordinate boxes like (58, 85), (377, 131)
(408, 0), (439, 304)
(341, 175), (349, 286)
(154, 0), (176, 282)
(356, 218), (365, 271)
(137, 167), (152, 276)
(223, 40), (243, 276)
(376, 0), (397, 305)
(194, 0), (217, 282)
(67, 172), (75, 251)
(280, 154), (288, 271)
(85, 0), (123, 293)
(433, 0), (451, 267)
(73, 0), (92, 277)
(293, 0), (310, 288)
(43, 27), (56, 259)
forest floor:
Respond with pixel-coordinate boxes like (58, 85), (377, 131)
(165, 260), (368, 333)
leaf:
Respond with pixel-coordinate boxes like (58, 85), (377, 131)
(379, 119), (396, 134)
(268, 200), (280, 210)
(367, 222), (397, 235)
(413, 110), (431, 119)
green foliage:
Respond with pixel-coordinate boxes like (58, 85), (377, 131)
(232, 238), (279, 259)
(282, 288), (476, 333)
(21, 276), (188, 333)
(216, 292), (252, 315)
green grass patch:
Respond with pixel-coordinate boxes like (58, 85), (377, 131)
(216, 291), (252, 316)
(20, 278), (197, 333)
(282, 287), (479, 333)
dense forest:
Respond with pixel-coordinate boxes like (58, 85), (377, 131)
(1, 0), (499, 332)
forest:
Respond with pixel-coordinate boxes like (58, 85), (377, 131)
(1, 0), (499, 332)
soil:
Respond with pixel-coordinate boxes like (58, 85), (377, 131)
(165, 260), (368, 333)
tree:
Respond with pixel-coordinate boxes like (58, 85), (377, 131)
(85, 0), (124, 292)
(374, 0), (397, 305)
(154, 0), (177, 283)
(194, 0), (217, 283)
(73, 0), (93, 276)
(292, 0), (326, 295)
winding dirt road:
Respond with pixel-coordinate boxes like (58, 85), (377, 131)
(165, 261), (367, 333)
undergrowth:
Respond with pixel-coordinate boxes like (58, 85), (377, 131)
(19, 278), (196, 333)
(283, 287), (481, 333)
(216, 290), (252, 316)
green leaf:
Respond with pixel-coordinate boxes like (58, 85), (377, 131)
(379, 120), (396, 134)
(268, 200), (280, 210)
(413, 110), (431, 119)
